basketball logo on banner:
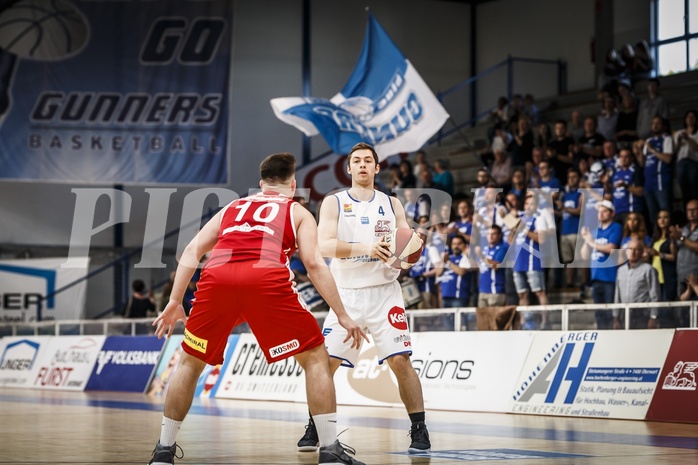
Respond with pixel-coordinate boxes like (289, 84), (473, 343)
(0, 0), (90, 124)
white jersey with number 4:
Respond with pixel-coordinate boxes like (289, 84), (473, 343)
(329, 189), (400, 289)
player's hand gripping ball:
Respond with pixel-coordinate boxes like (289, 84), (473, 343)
(383, 228), (424, 270)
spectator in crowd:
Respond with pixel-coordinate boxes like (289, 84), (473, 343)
(508, 167), (527, 201)
(601, 140), (620, 175)
(401, 188), (418, 224)
(398, 159), (417, 188)
(511, 191), (550, 329)
(636, 78), (668, 140)
(433, 159), (454, 196)
(487, 96), (510, 142)
(637, 115), (673, 229)
(508, 94), (525, 132)
(449, 199), (473, 243)
(437, 234), (473, 329)
(475, 224), (509, 307)
(413, 150), (428, 186)
(419, 168), (444, 192)
(568, 110), (585, 142)
(472, 167), (491, 211)
(159, 271), (176, 314)
(534, 122), (552, 151)
(674, 109), (698, 206)
(533, 160), (560, 211)
(547, 120), (575, 185)
(557, 168), (583, 288)
(388, 163), (402, 191)
(673, 200), (698, 312)
(490, 149), (513, 188)
(611, 147), (644, 226)
(621, 212), (652, 263)
(679, 273), (698, 302)
(581, 200), (623, 329)
(526, 147), (545, 188)
(511, 117), (534, 168)
(614, 239), (659, 329)
(615, 92), (639, 148)
(574, 116), (605, 162)
(409, 228), (442, 311)
(648, 210), (679, 326)
(473, 186), (510, 249)
(597, 94), (619, 141)
(123, 279), (156, 318)
(523, 94), (540, 124)
(482, 122), (513, 168)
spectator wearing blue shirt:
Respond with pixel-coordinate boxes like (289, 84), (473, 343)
(557, 168), (583, 287)
(409, 228), (442, 310)
(534, 160), (561, 211)
(475, 224), (509, 307)
(432, 159), (455, 197)
(638, 116), (674, 229)
(611, 148), (644, 226)
(581, 199), (624, 329)
(437, 234), (472, 329)
(511, 192), (550, 329)
(448, 199), (473, 243)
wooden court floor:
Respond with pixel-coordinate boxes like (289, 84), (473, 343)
(1, 388), (698, 464)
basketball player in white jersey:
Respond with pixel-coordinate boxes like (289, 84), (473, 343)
(297, 142), (431, 454)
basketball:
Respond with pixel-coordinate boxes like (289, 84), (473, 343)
(384, 227), (424, 270)
(0, 0), (90, 60)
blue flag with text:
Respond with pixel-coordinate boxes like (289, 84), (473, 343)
(270, 15), (448, 161)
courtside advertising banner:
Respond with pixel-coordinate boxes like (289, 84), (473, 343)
(85, 336), (164, 392)
(646, 329), (698, 423)
(271, 15), (448, 161)
(510, 330), (674, 419)
(0, 257), (90, 323)
(414, 332), (535, 413)
(30, 335), (105, 391)
(215, 333), (306, 402)
(0, 336), (53, 388)
(0, 0), (232, 184)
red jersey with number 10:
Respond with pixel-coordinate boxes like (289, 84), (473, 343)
(207, 192), (297, 268)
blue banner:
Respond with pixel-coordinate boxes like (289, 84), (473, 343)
(0, 0), (231, 184)
(85, 336), (165, 392)
(271, 15), (448, 160)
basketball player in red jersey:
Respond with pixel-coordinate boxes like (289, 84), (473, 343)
(297, 142), (431, 454)
(148, 153), (367, 465)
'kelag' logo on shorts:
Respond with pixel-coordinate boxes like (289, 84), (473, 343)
(387, 306), (407, 330)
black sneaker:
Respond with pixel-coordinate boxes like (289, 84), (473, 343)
(297, 417), (319, 452)
(408, 421), (431, 454)
(318, 440), (365, 465)
(148, 441), (183, 465)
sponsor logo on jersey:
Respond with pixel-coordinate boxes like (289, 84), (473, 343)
(387, 306), (408, 330)
(222, 222), (274, 236)
(361, 216), (369, 224)
(375, 219), (391, 236)
(269, 339), (300, 358)
(343, 203), (353, 213)
(184, 329), (208, 354)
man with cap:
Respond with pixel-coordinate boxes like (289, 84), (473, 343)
(581, 199), (623, 329)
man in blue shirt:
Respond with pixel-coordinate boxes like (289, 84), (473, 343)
(612, 148), (644, 226)
(511, 191), (550, 329)
(581, 199), (623, 329)
(557, 168), (582, 288)
(409, 228), (441, 310)
(639, 115), (673, 227)
(437, 234), (472, 329)
(476, 224), (508, 307)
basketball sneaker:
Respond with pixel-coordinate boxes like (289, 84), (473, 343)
(408, 421), (431, 454)
(318, 440), (365, 465)
(148, 441), (183, 465)
(297, 417), (319, 452)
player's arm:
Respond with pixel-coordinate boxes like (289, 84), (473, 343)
(317, 194), (390, 261)
(390, 196), (410, 229)
(153, 208), (223, 338)
(295, 205), (368, 348)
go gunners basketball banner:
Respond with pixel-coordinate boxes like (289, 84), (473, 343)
(0, 0), (231, 184)
(270, 14), (449, 161)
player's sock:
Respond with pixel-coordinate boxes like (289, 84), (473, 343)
(159, 416), (182, 447)
(408, 411), (425, 425)
(312, 413), (338, 448)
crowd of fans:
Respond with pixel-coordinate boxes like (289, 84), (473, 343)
(381, 78), (698, 331)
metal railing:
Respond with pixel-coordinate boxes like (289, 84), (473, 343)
(2, 301), (695, 337)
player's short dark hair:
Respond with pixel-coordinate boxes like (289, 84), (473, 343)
(347, 142), (379, 166)
(260, 152), (296, 184)
(490, 224), (502, 234)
